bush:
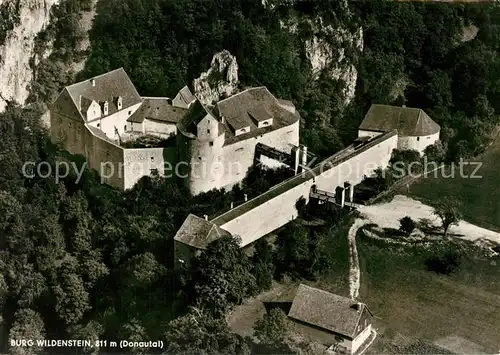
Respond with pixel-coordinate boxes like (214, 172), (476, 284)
(253, 308), (289, 345)
(399, 216), (416, 235)
(425, 249), (462, 275)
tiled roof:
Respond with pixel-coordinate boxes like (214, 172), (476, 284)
(50, 88), (82, 120)
(177, 100), (214, 137)
(248, 106), (272, 123)
(127, 97), (187, 124)
(80, 96), (94, 112)
(173, 214), (232, 249)
(178, 86), (196, 106)
(216, 87), (299, 145)
(359, 104), (440, 136)
(64, 68), (142, 119)
(288, 284), (371, 339)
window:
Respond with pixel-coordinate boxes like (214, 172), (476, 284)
(209, 142), (213, 146)
(128, 110), (132, 115)
(263, 121), (269, 126)
(235, 147), (244, 152)
(417, 137), (420, 141)
(207, 129), (210, 134)
(97, 123), (100, 128)
(151, 156), (154, 161)
(124, 125), (127, 131)
(198, 156), (202, 160)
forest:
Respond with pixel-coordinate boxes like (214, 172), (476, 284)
(2, 0), (500, 354)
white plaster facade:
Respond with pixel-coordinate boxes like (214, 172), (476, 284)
(212, 131), (398, 247)
(397, 131), (440, 153)
(87, 102), (142, 139)
(143, 118), (177, 137)
(183, 120), (300, 195)
(358, 129), (439, 155)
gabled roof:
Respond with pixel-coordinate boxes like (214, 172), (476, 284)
(174, 214), (232, 249)
(288, 284), (372, 339)
(127, 97), (187, 124)
(248, 106), (273, 123)
(177, 100), (214, 137)
(177, 86), (196, 106)
(359, 104), (440, 137)
(64, 68), (142, 119)
(216, 87), (299, 144)
(80, 96), (94, 112)
(51, 88), (82, 120)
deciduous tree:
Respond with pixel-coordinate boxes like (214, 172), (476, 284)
(433, 198), (462, 237)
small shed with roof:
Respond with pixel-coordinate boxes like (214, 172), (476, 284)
(358, 104), (440, 154)
(287, 284), (374, 354)
(173, 214), (232, 266)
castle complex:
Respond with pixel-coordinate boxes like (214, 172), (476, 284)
(50, 68), (300, 194)
(50, 68), (441, 264)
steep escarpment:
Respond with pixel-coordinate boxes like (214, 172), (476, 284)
(0, 0), (95, 116)
(0, 0), (60, 112)
(274, 0), (363, 105)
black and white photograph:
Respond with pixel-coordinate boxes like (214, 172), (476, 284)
(0, 0), (499, 354)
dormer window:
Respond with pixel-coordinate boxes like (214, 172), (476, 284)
(117, 96), (123, 110)
(103, 101), (109, 116)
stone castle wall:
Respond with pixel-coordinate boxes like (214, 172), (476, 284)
(122, 146), (178, 189)
(51, 111), (125, 188)
(51, 110), (179, 190)
(186, 120), (300, 195)
(214, 131), (398, 246)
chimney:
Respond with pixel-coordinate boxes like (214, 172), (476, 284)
(221, 116), (225, 124)
(244, 194), (248, 202)
(204, 214), (208, 221)
(230, 202), (234, 209)
(90, 78), (95, 87)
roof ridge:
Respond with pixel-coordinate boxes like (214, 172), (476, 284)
(66, 68), (125, 89)
(216, 86), (268, 106)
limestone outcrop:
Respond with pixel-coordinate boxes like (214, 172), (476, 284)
(273, 0), (364, 105)
(305, 25), (363, 105)
(193, 50), (239, 106)
(0, 0), (60, 112)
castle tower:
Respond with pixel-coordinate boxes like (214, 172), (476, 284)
(177, 101), (225, 195)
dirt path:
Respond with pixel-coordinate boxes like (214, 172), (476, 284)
(348, 218), (368, 300)
(356, 195), (500, 245)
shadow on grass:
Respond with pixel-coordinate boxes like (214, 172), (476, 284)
(263, 301), (293, 315)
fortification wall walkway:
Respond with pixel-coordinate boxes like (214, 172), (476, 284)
(211, 130), (399, 247)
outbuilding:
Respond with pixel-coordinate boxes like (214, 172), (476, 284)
(358, 104), (440, 154)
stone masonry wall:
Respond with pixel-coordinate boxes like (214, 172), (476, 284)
(216, 132), (398, 246)
(122, 146), (178, 190)
(187, 120), (300, 195)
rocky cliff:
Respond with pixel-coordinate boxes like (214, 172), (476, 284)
(193, 50), (239, 106)
(0, 0), (60, 112)
(272, 0), (363, 105)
